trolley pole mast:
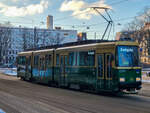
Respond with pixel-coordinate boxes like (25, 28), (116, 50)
(91, 7), (113, 40)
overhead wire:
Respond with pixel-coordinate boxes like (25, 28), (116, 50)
(54, 0), (130, 22)
(108, 0), (129, 6)
(50, 0), (132, 30)
(54, 9), (91, 21)
(0, 0), (132, 29)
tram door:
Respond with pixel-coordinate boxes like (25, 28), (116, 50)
(25, 56), (31, 80)
(39, 56), (45, 81)
(60, 55), (67, 86)
(97, 54), (105, 89)
(105, 54), (113, 90)
(97, 54), (112, 90)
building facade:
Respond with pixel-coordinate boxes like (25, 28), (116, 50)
(0, 27), (77, 67)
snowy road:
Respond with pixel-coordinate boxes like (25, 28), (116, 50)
(0, 74), (149, 113)
(0, 68), (17, 76)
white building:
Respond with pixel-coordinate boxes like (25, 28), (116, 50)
(0, 27), (77, 67)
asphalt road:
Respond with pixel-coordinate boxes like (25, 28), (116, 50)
(0, 74), (150, 113)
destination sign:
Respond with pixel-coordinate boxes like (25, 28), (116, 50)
(88, 51), (95, 55)
(120, 48), (133, 52)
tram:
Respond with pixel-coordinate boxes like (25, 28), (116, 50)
(17, 40), (142, 93)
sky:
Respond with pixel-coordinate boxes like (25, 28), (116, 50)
(0, 0), (149, 40)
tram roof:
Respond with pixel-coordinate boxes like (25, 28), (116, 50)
(18, 51), (33, 56)
(25, 40), (116, 51)
(24, 40), (138, 51)
(33, 49), (54, 53)
(56, 41), (139, 50)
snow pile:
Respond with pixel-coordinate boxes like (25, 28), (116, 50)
(0, 68), (17, 76)
(0, 109), (6, 113)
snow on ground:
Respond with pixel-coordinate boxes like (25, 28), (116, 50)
(0, 109), (6, 113)
(0, 68), (17, 76)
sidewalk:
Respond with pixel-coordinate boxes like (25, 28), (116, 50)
(138, 82), (150, 97)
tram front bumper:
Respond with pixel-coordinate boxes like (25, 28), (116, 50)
(119, 82), (142, 90)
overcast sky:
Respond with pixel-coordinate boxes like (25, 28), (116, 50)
(0, 0), (149, 39)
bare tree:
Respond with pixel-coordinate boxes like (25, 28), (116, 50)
(123, 7), (150, 63)
(22, 28), (28, 50)
(0, 27), (12, 64)
(123, 7), (150, 43)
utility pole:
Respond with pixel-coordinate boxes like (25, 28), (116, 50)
(34, 27), (36, 48)
(94, 32), (97, 40)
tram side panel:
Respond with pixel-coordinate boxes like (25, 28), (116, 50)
(17, 53), (33, 81)
(53, 52), (68, 87)
(53, 53), (61, 86)
(54, 47), (98, 89)
(25, 55), (32, 81)
(32, 50), (54, 84)
(45, 53), (54, 84)
(17, 56), (26, 79)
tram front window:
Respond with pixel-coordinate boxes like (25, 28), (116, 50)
(117, 46), (139, 67)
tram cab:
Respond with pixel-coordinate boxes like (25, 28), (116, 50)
(115, 42), (141, 93)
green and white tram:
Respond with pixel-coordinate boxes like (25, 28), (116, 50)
(17, 41), (142, 93)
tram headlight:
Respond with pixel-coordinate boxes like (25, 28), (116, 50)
(120, 77), (125, 82)
(136, 77), (141, 82)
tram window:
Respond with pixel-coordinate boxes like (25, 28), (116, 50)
(79, 52), (88, 66)
(69, 52), (76, 66)
(34, 55), (39, 66)
(18, 56), (22, 64)
(40, 57), (44, 70)
(19, 56), (22, 65)
(65, 56), (68, 65)
(60, 56), (63, 65)
(45, 54), (51, 65)
(20, 57), (22, 64)
(107, 55), (112, 78)
(27, 56), (31, 65)
(56, 54), (59, 65)
(88, 53), (95, 66)
(79, 51), (95, 66)
(117, 46), (139, 67)
(22, 56), (26, 65)
(40, 58), (42, 67)
(76, 52), (80, 65)
(98, 55), (103, 77)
